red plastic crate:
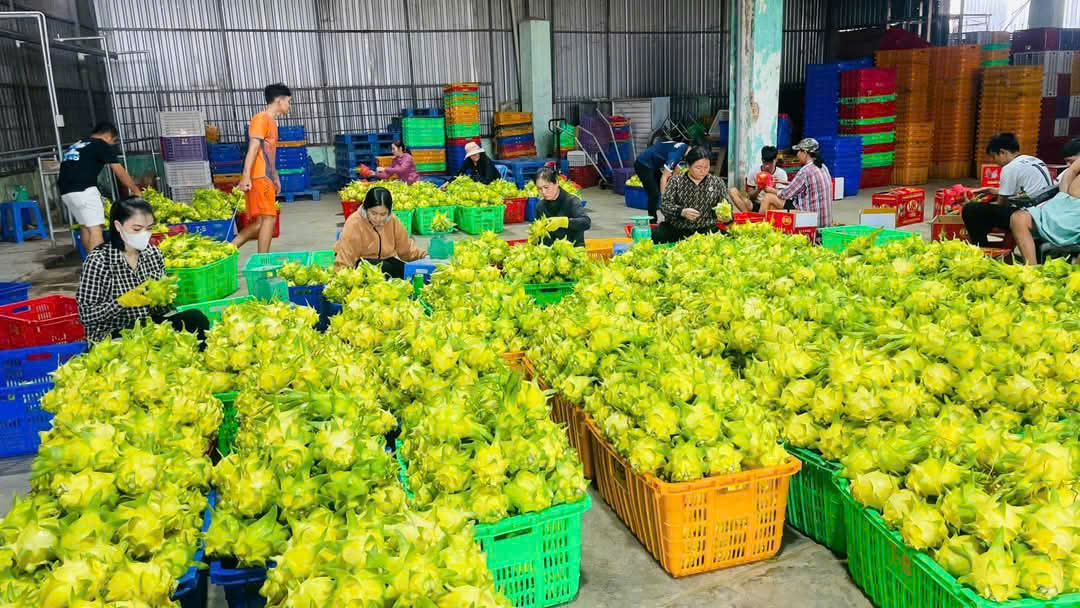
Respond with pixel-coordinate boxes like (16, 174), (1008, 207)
(862, 143), (897, 155)
(236, 211), (280, 237)
(569, 166), (599, 188)
(503, 197), (526, 224)
(0, 296), (84, 350)
(840, 68), (897, 97)
(861, 167), (893, 188)
(341, 200), (360, 220)
(839, 101), (897, 119)
(149, 224), (187, 247)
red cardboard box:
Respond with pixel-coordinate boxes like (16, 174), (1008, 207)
(872, 187), (925, 227)
(766, 210), (817, 233)
(931, 214), (968, 242)
(933, 187), (969, 217)
(980, 164), (1001, 187)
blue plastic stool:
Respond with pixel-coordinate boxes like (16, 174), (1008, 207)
(494, 164), (511, 180)
(0, 201), (47, 243)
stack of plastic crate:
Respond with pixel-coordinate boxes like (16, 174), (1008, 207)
(839, 68), (897, 188)
(335, 133), (395, 177)
(208, 144), (243, 191)
(929, 45), (981, 179)
(891, 121), (933, 185)
(494, 111), (536, 159)
(401, 117), (446, 173)
(874, 49), (930, 184)
(803, 58), (874, 139)
(1011, 28), (1080, 165)
(981, 31), (1012, 67)
(275, 125), (308, 193)
(816, 135), (863, 196)
(159, 111), (211, 202)
(977, 66), (1044, 163)
(443, 82), (479, 172)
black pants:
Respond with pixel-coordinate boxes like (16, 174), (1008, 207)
(961, 202), (1019, 246)
(652, 222), (719, 244)
(112, 309), (210, 345)
(363, 257), (405, 279)
(634, 161), (662, 222)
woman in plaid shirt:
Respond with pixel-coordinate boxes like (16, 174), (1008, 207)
(655, 147), (727, 244)
(76, 198), (209, 342)
(759, 138), (834, 227)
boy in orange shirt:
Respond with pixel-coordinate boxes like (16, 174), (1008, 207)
(233, 83), (291, 253)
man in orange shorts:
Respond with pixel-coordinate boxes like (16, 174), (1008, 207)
(233, 83), (291, 253)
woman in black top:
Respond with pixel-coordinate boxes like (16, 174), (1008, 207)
(76, 198), (209, 343)
(456, 141), (500, 185)
(533, 167), (591, 246)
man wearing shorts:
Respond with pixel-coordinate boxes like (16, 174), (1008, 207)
(58, 122), (142, 252)
(729, 145), (789, 213)
(233, 83), (291, 253)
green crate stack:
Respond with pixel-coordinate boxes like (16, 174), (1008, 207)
(402, 117), (445, 148)
(166, 252), (239, 306)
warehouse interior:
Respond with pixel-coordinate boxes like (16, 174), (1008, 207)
(2, 0), (1080, 607)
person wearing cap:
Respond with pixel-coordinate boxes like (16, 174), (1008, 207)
(455, 141), (500, 184)
(759, 138), (833, 228)
(634, 140), (690, 223)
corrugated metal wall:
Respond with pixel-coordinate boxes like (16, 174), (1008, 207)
(94, 0), (523, 148)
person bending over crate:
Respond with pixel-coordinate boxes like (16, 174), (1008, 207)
(1008, 143), (1080, 265)
(728, 145), (789, 213)
(58, 122), (143, 252)
(333, 186), (426, 279)
(374, 140), (420, 184)
(634, 140), (689, 224)
(76, 198), (208, 343)
(233, 83), (291, 254)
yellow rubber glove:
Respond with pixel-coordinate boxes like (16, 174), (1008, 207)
(550, 216), (569, 229)
(116, 284), (151, 308)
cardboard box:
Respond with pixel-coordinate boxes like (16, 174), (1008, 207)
(861, 207), (898, 229)
(766, 210), (817, 232)
(833, 177), (845, 200)
(934, 188), (968, 217)
(931, 214), (968, 242)
(872, 187), (926, 227)
(980, 164), (1002, 187)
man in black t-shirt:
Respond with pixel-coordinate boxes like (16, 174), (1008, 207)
(58, 122), (142, 252)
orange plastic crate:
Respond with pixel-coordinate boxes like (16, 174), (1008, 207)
(412, 148), (447, 163)
(585, 417), (800, 577)
(892, 166), (930, 185)
(584, 237), (632, 262)
(551, 395), (593, 480)
(494, 111), (532, 127)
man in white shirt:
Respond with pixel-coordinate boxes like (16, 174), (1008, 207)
(728, 146), (790, 213)
(962, 133), (1054, 246)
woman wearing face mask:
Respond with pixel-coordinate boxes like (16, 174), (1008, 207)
(333, 186), (426, 278)
(654, 146), (727, 244)
(76, 197), (209, 343)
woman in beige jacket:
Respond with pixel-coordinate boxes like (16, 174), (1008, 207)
(333, 186), (426, 278)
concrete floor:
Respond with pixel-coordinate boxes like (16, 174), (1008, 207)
(0, 177), (975, 606)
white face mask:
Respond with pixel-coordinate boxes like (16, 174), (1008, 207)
(119, 228), (152, 251)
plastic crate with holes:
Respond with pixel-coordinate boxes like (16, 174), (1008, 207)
(456, 206), (505, 235)
(166, 253), (239, 306)
(0, 295), (84, 350)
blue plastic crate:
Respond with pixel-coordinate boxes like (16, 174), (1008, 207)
(211, 159), (243, 175)
(279, 171), (308, 193)
(777, 115), (793, 149)
(0, 382), (52, 457)
(613, 241), (632, 256)
(625, 186), (649, 210)
(317, 294), (343, 332)
(277, 125), (305, 142)
(208, 144), (244, 163)
(1, 342), (85, 387)
(525, 196), (539, 221)
(0, 282), (29, 306)
(403, 259), (442, 283)
(400, 107), (444, 117)
(275, 147), (308, 170)
(288, 283), (323, 308)
(496, 133), (535, 146)
(210, 559), (272, 608)
(172, 491), (215, 607)
(180, 219), (236, 242)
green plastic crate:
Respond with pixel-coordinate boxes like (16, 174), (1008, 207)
(166, 252), (239, 306)
(784, 446), (846, 555)
(523, 282), (575, 307)
(430, 235), (454, 259)
(277, 167), (305, 175)
(415, 162), (447, 173)
(394, 208), (414, 234)
(241, 250), (334, 289)
(216, 392), (238, 457)
(252, 277), (289, 302)
(397, 443), (590, 608)
(176, 295), (253, 326)
(819, 225), (918, 252)
(413, 205), (458, 235)
(839, 116), (897, 126)
(863, 151), (895, 168)
(446, 123), (481, 138)
(457, 205), (505, 235)
(861, 131), (897, 145)
(838, 94), (898, 104)
(402, 117), (446, 147)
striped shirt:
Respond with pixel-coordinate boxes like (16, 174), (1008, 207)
(77, 244), (166, 342)
(780, 162), (833, 227)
